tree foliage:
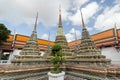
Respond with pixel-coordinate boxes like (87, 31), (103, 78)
(1, 54), (9, 60)
(51, 44), (62, 56)
(0, 24), (11, 45)
(50, 44), (65, 74)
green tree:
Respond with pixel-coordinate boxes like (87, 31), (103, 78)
(50, 44), (66, 74)
(0, 24), (11, 45)
(1, 54), (10, 60)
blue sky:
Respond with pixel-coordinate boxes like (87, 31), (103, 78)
(0, 0), (120, 42)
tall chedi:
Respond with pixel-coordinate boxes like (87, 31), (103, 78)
(77, 10), (111, 65)
(55, 6), (72, 56)
(12, 13), (42, 65)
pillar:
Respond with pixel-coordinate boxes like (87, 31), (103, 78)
(0, 50), (2, 60)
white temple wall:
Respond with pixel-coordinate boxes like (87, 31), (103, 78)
(8, 49), (21, 63)
(101, 47), (120, 64)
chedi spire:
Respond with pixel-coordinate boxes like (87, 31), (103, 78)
(33, 12), (38, 33)
(58, 4), (62, 27)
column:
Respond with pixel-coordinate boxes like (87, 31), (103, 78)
(0, 50), (2, 60)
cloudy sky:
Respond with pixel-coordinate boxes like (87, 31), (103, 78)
(0, 0), (120, 42)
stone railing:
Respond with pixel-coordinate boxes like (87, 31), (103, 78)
(0, 64), (120, 80)
(0, 60), (8, 65)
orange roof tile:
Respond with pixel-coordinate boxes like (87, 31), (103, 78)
(3, 28), (119, 51)
(16, 34), (29, 42)
(7, 35), (14, 42)
(15, 41), (26, 45)
(38, 39), (54, 46)
(68, 29), (116, 48)
(96, 42), (115, 47)
(95, 37), (115, 44)
(91, 29), (114, 40)
(117, 29), (120, 37)
(68, 40), (81, 47)
(15, 34), (54, 46)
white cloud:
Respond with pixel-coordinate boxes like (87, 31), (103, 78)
(100, 0), (105, 3)
(69, 2), (99, 25)
(70, 28), (75, 33)
(69, 28), (81, 36)
(71, 0), (89, 10)
(66, 28), (81, 42)
(114, 0), (120, 4)
(94, 4), (120, 31)
(41, 33), (48, 40)
(0, 0), (59, 26)
(69, 10), (81, 25)
(81, 2), (99, 22)
(0, 0), (89, 27)
(87, 26), (93, 31)
(65, 33), (74, 42)
(65, 27), (92, 42)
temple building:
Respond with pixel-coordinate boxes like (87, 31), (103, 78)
(0, 4), (120, 79)
(0, 9), (120, 65)
(0, 10), (120, 80)
(55, 6), (72, 56)
(0, 21), (120, 65)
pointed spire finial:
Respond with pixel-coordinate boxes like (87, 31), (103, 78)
(14, 28), (16, 35)
(114, 22), (118, 44)
(114, 22), (117, 29)
(33, 12), (38, 33)
(74, 29), (78, 46)
(80, 9), (85, 29)
(59, 4), (62, 27)
(59, 4), (61, 15)
(48, 31), (50, 41)
(74, 29), (77, 41)
(46, 31), (51, 54)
